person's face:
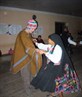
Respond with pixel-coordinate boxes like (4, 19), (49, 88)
(29, 27), (37, 33)
(64, 28), (68, 32)
(48, 38), (55, 45)
(38, 37), (41, 40)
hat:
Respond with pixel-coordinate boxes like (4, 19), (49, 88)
(27, 19), (37, 29)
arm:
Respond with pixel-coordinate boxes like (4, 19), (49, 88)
(20, 31), (35, 56)
(35, 42), (51, 51)
(45, 45), (62, 64)
(68, 37), (77, 46)
(38, 45), (62, 64)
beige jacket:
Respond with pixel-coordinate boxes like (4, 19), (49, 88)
(11, 30), (42, 75)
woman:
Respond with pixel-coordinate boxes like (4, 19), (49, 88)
(31, 33), (81, 97)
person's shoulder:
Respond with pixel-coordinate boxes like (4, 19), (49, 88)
(56, 45), (62, 50)
(20, 29), (27, 35)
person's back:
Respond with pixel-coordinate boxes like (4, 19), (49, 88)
(61, 27), (77, 56)
(60, 27), (69, 48)
(60, 27), (75, 56)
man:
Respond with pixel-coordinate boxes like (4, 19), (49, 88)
(60, 26), (77, 56)
(11, 19), (42, 96)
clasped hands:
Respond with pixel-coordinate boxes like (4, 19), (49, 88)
(32, 38), (37, 43)
(32, 38), (46, 55)
(35, 49), (46, 55)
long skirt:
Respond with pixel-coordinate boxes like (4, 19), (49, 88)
(31, 62), (81, 94)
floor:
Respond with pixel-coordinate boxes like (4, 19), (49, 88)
(0, 46), (82, 97)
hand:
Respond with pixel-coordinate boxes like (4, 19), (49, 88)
(38, 49), (45, 54)
(35, 49), (40, 53)
(35, 49), (45, 54)
(33, 38), (37, 43)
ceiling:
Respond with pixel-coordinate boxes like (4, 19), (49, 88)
(0, 0), (82, 17)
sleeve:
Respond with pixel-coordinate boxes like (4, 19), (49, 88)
(45, 45), (62, 64)
(35, 42), (51, 51)
(79, 41), (82, 44)
(20, 31), (35, 56)
(68, 37), (77, 46)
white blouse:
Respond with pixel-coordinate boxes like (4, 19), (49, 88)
(36, 43), (62, 65)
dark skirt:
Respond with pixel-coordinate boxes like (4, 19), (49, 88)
(30, 62), (81, 94)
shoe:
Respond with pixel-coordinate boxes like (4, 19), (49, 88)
(46, 94), (56, 97)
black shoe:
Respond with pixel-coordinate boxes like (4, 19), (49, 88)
(46, 94), (56, 97)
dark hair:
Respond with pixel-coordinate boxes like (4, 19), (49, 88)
(38, 35), (41, 37)
(32, 15), (37, 20)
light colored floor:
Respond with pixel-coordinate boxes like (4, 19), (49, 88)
(0, 47), (82, 97)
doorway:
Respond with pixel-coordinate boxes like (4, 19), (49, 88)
(55, 22), (65, 35)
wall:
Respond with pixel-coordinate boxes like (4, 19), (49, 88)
(0, 34), (16, 54)
(0, 6), (82, 54)
(80, 18), (82, 30)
